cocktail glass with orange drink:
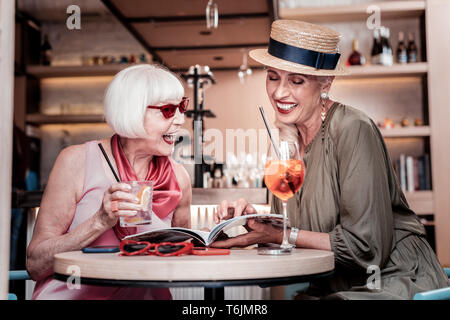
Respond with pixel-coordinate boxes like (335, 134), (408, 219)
(120, 181), (153, 227)
(262, 140), (304, 254)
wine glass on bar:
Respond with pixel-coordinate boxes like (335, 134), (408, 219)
(259, 140), (305, 255)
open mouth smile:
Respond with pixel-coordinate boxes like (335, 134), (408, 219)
(162, 133), (177, 145)
(276, 101), (298, 114)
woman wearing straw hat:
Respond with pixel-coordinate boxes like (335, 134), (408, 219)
(27, 64), (192, 299)
(213, 20), (449, 299)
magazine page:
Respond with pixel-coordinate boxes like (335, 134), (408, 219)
(123, 227), (210, 245)
(122, 214), (284, 246)
(207, 213), (284, 244)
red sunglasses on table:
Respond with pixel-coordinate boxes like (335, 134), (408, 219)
(119, 240), (230, 257)
(147, 97), (189, 119)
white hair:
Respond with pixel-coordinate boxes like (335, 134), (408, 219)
(104, 64), (184, 138)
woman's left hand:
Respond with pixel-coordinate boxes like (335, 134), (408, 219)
(210, 219), (283, 248)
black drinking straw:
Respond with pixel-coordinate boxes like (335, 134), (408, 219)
(259, 106), (280, 159)
(98, 143), (121, 182)
(259, 107), (297, 194)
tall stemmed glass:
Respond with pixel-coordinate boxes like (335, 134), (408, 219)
(261, 140), (305, 254)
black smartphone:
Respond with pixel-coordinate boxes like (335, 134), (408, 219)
(82, 245), (119, 253)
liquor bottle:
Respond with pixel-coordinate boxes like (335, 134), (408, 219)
(212, 168), (223, 188)
(371, 28), (382, 65)
(396, 31), (408, 64)
(407, 32), (418, 63)
(347, 39), (366, 66)
(40, 34), (52, 66)
(380, 27), (393, 66)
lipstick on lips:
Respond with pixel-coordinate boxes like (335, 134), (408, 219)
(275, 100), (299, 114)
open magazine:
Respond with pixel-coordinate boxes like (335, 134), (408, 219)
(123, 213), (285, 246)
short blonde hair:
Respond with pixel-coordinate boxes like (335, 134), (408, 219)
(104, 64), (184, 138)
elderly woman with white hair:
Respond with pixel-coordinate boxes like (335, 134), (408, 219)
(213, 20), (449, 299)
(27, 64), (192, 299)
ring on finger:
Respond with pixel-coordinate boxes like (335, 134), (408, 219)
(111, 200), (119, 212)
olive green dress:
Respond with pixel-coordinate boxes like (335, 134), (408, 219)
(271, 102), (449, 300)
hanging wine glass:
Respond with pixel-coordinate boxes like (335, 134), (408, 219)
(238, 50), (252, 84)
(206, 0), (218, 29)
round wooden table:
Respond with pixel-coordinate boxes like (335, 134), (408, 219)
(54, 248), (334, 300)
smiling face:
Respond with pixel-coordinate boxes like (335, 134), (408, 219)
(142, 102), (185, 156)
(266, 68), (331, 126)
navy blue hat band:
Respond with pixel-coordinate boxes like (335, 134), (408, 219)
(268, 37), (341, 70)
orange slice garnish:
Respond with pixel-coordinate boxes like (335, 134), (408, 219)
(137, 186), (152, 209)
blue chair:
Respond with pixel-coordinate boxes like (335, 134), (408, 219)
(413, 268), (450, 300)
(8, 270), (31, 300)
(285, 282), (310, 300)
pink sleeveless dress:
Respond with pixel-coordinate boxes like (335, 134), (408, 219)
(32, 141), (174, 300)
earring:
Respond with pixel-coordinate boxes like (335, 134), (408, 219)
(320, 92), (328, 122)
(320, 92), (328, 141)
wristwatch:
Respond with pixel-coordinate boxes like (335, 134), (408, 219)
(288, 227), (299, 247)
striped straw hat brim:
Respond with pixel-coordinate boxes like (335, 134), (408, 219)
(249, 20), (349, 76)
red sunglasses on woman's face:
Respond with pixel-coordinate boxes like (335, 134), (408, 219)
(147, 97), (189, 119)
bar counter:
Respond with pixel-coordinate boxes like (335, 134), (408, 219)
(12, 188), (269, 208)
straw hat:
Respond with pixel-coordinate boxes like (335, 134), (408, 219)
(250, 20), (348, 76)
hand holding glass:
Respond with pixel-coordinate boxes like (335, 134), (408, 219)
(119, 181), (153, 227)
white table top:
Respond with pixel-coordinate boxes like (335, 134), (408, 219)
(54, 248), (334, 282)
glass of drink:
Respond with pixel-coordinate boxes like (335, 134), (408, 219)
(259, 140), (304, 255)
(120, 181), (153, 227)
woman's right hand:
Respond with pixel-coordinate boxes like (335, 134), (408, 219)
(213, 198), (257, 224)
(96, 182), (142, 229)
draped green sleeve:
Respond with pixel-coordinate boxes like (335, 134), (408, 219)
(328, 118), (394, 270)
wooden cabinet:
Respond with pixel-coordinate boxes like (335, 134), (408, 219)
(24, 64), (135, 125)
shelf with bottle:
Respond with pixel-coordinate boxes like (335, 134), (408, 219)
(279, 1), (425, 23)
(200, 154), (266, 189)
(341, 62), (427, 78)
(377, 116), (430, 138)
(191, 188), (268, 206)
(25, 113), (105, 125)
(31, 33), (151, 78)
(404, 190), (433, 215)
(393, 153), (432, 192)
(342, 25), (424, 78)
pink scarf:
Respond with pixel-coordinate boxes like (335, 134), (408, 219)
(111, 134), (182, 239)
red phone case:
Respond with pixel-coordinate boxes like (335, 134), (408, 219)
(191, 247), (230, 256)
